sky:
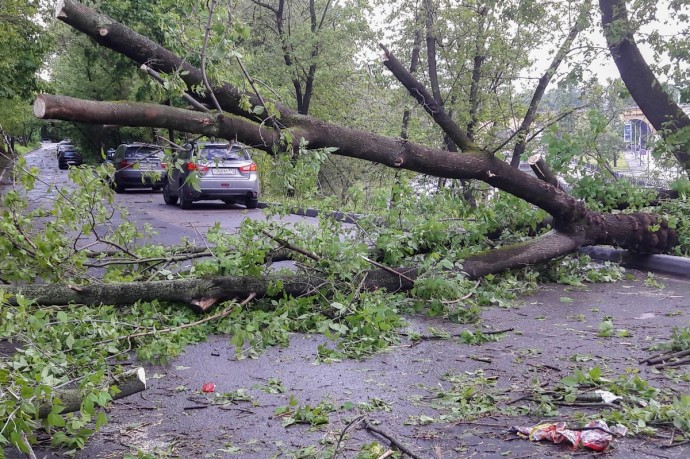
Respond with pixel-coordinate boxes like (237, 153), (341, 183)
(548, 2), (686, 84)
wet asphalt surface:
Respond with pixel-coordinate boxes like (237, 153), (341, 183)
(4, 147), (690, 458)
(7, 271), (687, 459)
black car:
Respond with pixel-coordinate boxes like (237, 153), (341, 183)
(56, 143), (76, 159)
(58, 150), (83, 169)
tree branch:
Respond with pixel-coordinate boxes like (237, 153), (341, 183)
(379, 43), (475, 152)
(509, 1), (590, 167)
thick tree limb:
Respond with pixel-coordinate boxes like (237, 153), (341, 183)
(4, 270), (416, 308)
(528, 154), (562, 189)
(379, 43), (475, 152)
(462, 230), (585, 278)
(31, 94), (577, 219)
(38, 367), (146, 418)
(55, 0), (293, 125)
(34, 94), (678, 255)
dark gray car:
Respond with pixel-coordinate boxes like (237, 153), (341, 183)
(163, 142), (260, 210)
(58, 150), (83, 169)
(111, 143), (167, 193)
(56, 143), (76, 159)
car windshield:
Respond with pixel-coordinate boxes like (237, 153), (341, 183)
(200, 145), (250, 161)
(125, 147), (162, 160)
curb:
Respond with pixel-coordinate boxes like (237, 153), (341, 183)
(580, 246), (690, 278)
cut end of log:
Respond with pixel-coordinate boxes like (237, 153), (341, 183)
(33, 96), (47, 119)
(137, 366), (147, 390)
(140, 64), (150, 72)
(527, 153), (542, 165)
(55, 0), (66, 18)
(190, 297), (219, 314)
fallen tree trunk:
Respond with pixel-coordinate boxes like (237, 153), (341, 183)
(5, 269), (416, 309)
(0, 222), (676, 309)
(38, 367), (146, 418)
(34, 94), (678, 259)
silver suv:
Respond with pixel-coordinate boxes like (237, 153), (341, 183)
(111, 143), (167, 193)
(163, 142), (260, 210)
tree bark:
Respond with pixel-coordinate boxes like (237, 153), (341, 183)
(34, 93), (677, 256)
(466, 5), (489, 142)
(38, 367), (146, 418)
(599, 0), (690, 171)
(5, 270), (417, 308)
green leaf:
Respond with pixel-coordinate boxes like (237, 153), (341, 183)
(95, 412), (108, 430)
(47, 412), (66, 427)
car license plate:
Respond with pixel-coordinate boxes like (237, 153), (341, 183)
(213, 168), (236, 175)
(138, 163), (155, 170)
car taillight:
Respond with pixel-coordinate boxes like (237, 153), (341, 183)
(160, 162), (167, 168)
(119, 160), (131, 168)
(240, 163), (257, 172)
(187, 163), (209, 172)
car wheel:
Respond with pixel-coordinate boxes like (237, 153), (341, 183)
(246, 197), (259, 209)
(115, 183), (126, 193)
(152, 185), (162, 191)
(163, 182), (178, 205)
(179, 186), (193, 210)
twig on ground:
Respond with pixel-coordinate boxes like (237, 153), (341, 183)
(362, 418), (427, 459)
(20, 432), (36, 459)
(655, 356), (690, 369)
(331, 415), (366, 459)
(441, 280), (481, 304)
(262, 230), (322, 262)
(661, 439), (690, 448)
(403, 327), (514, 341)
(643, 349), (690, 365)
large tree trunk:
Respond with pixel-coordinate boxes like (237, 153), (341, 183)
(599, 0), (690, 171)
(34, 94), (677, 258)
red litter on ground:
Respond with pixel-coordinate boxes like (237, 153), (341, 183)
(201, 382), (216, 393)
(511, 420), (627, 451)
